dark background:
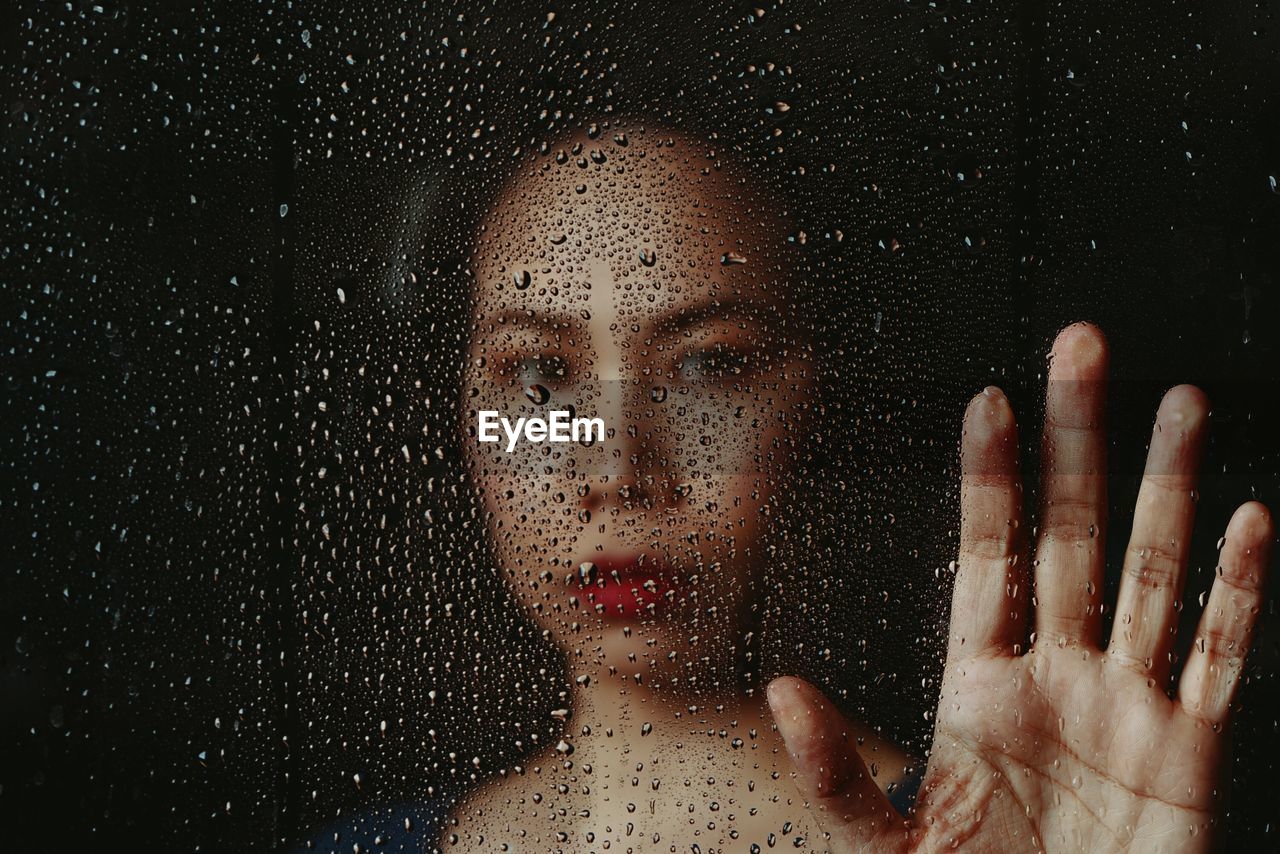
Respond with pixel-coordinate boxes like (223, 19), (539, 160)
(2, 1), (1277, 850)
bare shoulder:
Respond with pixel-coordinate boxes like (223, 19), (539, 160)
(432, 755), (559, 852)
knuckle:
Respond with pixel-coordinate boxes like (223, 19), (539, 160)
(1214, 563), (1264, 594)
(1193, 626), (1245, 663)
(1123, 545), (1181, 589)
(1040, 515), (1101, 546)
(961, 529), (1018, 563)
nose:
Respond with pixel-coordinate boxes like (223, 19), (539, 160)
(576, 376), (676, 517)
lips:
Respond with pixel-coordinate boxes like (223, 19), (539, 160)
(575, 552), (670, 618)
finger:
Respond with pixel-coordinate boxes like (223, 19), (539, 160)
(1107, 385), (1210, 681)
(948, 387), (1027, 666)
(1035, 322), (1109, 647)
(1178, 502), (1273, 724)
(767, 677), (906, 848)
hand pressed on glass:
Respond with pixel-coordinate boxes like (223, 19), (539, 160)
(769, 322), (1273, 852)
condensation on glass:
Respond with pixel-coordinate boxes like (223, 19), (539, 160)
(2, 2), (1276, 851)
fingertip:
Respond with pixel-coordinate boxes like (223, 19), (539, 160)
(1056, 320), (1105, 342)
(966, 385), (1010, 416)
(766, 675), (802, 708)
(1156, 384), (1210, 433)
(1049, 322), (1109, 381)
(1228, 501), (1274, 550)
(964, 386), (1016, 451)
(767, 676), (826, 721)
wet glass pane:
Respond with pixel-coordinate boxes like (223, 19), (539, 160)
(4, 2), (1277, 850)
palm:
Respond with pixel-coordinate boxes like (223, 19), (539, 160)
(768, 324), (1271, 853)
(928, 649), (1223, 851)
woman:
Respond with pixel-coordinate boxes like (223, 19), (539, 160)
(446, 121), (915, 850)
(437, 121), (1273, 851)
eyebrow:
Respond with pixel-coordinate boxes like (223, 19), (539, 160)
(477, 312), (580, 336)
(654, 297), (777, 335)
(476, 297), (777, 340)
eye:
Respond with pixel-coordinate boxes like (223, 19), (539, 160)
(512, 354), (570, 387)
(676, 342), (754, 381)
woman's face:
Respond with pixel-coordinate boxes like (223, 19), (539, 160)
(461, 129), (815, 688)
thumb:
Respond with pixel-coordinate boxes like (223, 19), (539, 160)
(767, 677), (910, 851)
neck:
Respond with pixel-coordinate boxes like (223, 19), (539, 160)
(567, 671), (765, 738)
(545, 671), (916, 803)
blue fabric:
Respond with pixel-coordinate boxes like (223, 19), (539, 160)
(292, 800), (444, 853)
(888, 766), (924, 816)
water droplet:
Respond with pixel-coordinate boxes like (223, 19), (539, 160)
(639, 247), (657, 267)
(950, 154), (984, 188)
(876, 234), (903, 255)
(525, 383), (550, 405)
(513, 270), (532, 290)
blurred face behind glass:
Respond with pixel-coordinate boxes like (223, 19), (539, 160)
(461, 127), (815, 696)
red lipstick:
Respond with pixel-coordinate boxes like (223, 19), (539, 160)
(576, 552), (670, 618)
